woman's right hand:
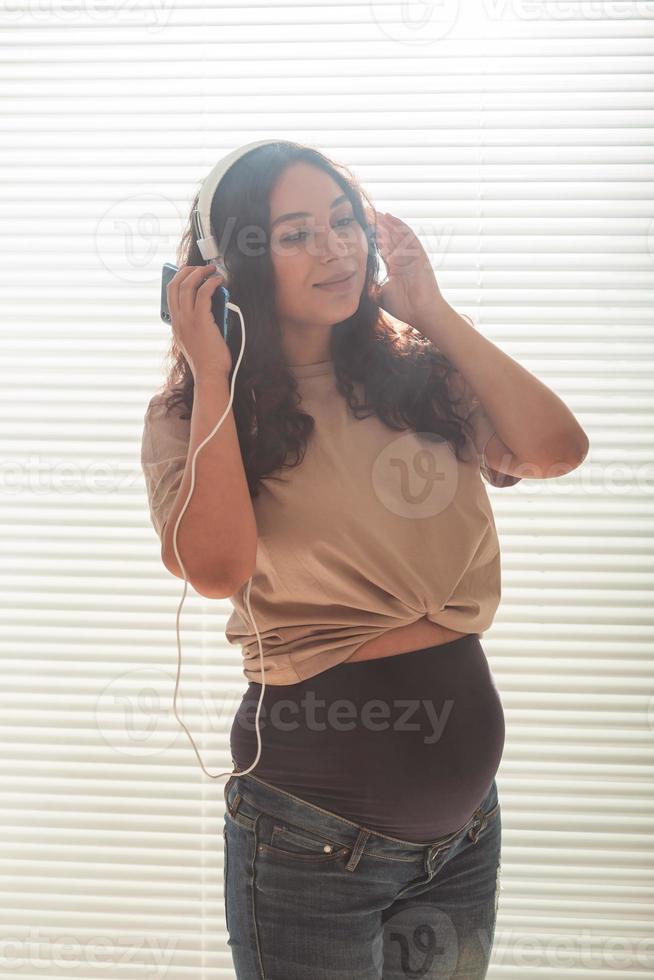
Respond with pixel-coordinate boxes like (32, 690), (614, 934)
(167, 264), (233, 380)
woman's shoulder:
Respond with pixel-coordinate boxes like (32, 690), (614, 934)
(141, 387), (190, 458)
(144, 385), (189, 420)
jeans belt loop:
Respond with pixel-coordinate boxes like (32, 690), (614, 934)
(344, 828), (370, 873)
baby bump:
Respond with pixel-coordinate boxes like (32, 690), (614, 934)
(229, 633), (505, 842)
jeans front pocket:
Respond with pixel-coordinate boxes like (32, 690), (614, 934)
(226, 781), (351, 864)
(262, 820), (350, 862)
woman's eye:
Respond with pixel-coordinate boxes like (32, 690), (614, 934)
(281, 216), (355, 244)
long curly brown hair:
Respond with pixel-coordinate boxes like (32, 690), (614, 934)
(161, 140), (476, 499)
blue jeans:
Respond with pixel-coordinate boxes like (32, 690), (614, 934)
(223, 772), (502, 979)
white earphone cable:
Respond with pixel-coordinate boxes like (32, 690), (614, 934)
(171, 299), (266, 779)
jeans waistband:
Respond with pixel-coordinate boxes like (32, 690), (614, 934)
(224, 771), (498, 866)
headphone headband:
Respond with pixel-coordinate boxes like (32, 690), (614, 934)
(194, 139), (280, 264)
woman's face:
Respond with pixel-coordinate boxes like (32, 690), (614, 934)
(268, 162), (370, 355)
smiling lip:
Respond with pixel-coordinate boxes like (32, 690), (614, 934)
(314, 271), (356, 291)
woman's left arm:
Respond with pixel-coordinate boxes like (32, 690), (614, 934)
(413, 297), (590, 479)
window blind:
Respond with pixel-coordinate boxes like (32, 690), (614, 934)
(2, 5), (652, 978)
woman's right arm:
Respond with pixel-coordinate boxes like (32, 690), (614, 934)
(159, 369), (258, 598)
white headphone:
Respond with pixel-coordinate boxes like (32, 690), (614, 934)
(171, 139), (283, 781)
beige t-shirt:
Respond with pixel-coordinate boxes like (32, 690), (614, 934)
(141, 359), (521, 684)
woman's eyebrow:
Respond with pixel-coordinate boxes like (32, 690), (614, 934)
(271, 193), (349, 229)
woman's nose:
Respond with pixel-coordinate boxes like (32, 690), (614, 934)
(310, 225), (352, 259)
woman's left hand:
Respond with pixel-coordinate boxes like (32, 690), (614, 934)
(371, 210), (443, 327)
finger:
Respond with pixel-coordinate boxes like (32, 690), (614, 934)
(168, 263), (215, 305)
(166, 265), (213, 318)
(175, 265), (217, 320)
(376, 226), (393, 256)
(379, 213), (406, 246)
(380, 214), (401, 241)
(195, 271), (225, 309)
(367, 207), (383, 233)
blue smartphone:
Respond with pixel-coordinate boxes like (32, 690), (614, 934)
(160, 262), (230, 344)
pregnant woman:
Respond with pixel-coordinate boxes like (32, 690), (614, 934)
(141, 140), (589, 979)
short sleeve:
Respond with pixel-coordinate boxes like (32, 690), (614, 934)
(140, 391), (191, 540)
(446, 369), (522, 488)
